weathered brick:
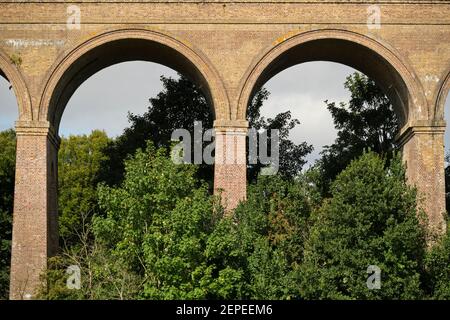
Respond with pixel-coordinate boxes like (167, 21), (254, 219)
(0, 0), (448, 299)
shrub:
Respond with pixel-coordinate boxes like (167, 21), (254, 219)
(299, 152), (426, 299)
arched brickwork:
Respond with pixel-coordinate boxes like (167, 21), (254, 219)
(3, 1), (448, 300)
(39, 28), (230, 133)
(434, 68), (450, 122)
(0, 49), (32, 122)
(235, 28), (446, 241)
(236, 29), (427, 128)
(10, 28), (230, 300)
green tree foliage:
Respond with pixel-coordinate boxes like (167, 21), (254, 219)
(96, 142), (247, 299)
(300, 152), (425, 299)
(423, 226), (450, 299)
(39, 221), (142, 300)
(58, 130), (111, 246)
(233, 174), (320, 299)
(25, 72), (450, 300)
(247, 89), (313, 182)
(40, 145), (448, 300)
(103, 75), (214, 186)
(42, 142), (246, 299)
(444, 154), (450, 214)
(317, 73), (399, 195)
(104, 75), (311, 186)
(0, 129), (15, 299)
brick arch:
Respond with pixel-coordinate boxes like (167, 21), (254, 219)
(0, 49), (32, 121)
(236, 29), (427, 128)
(434, 68), (450, 122)
(39, 28), (230, 133)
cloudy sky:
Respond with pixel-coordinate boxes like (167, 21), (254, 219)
(1, 61), (449, 167)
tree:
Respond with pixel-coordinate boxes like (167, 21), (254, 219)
(423, 225), (450, 299)
(316, 72), (399, 195)
(247, 88), (313, 181)
(231, 174), (320, 299)
(103, 75), (214, 187)
(0, 129), (15, 299)
(444, 155), (450, 214)
(43, 142), (246, 299)
(58, 130), (111, 247)
(300, 152), (425, 299)
(104, 75), (312, 187)
(97, 142), (248, 299)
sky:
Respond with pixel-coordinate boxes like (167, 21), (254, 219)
(1, 61), (450, 168)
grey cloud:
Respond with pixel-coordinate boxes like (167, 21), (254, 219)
(60, 61), (178, 137)
(262, 62), (353, 165)
(261, 61), (357, 101)
(0, 76), (18, 129)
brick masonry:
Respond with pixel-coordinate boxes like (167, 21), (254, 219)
(0, 0), (448, 299)
(214, 127), (248, 211)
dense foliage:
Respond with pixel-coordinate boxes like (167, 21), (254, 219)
(423, 227), (450, 299)
(40, 143), (247, 299)
(316, 73), (399, 195)
(300, 152), (426, 299)
(58, 130), (111, 246)
(103, 75), (311, 186)
(232, 174), (320, 299)
(1, 72), (449, 300)
(0, 130), (15, 299)
(38, 148), (450, 300)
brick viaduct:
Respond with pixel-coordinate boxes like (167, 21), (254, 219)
(0, 0), (449, 299)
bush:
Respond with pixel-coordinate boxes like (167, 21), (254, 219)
(0, 129), (15, 299)
(423, 226), (450, 299)
(233, 174), (317, 299)
(43, 142), (244, 299)
(299, 152), (426, 299)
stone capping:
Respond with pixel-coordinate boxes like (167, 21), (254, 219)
(14, 121), (61, 148)
(213, 119), (249, 132)
(214, 128), (248, 135)
(396, 120), (446, 148)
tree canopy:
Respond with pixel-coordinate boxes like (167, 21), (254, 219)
(103, 75), (312, 186)
(2, 71), (449, 301)
(316, 73), (399, 195)
(0, 129), (15, 299)
(300, 152), (425, 299)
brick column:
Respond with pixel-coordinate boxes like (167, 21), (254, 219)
(398, 122), (447, 242)
(214, 121), (248, 211)
(10, 122), (59, 300)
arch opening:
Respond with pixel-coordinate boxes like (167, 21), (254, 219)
(239, 33), (418, 128)
(59, 61), (179, 137)
(436, 70), (450, 122)
(0, 50), (32, 122)
(0, 72), (19, 130)
(43, 32), (225, 134)
(256, 61), (357, 168)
